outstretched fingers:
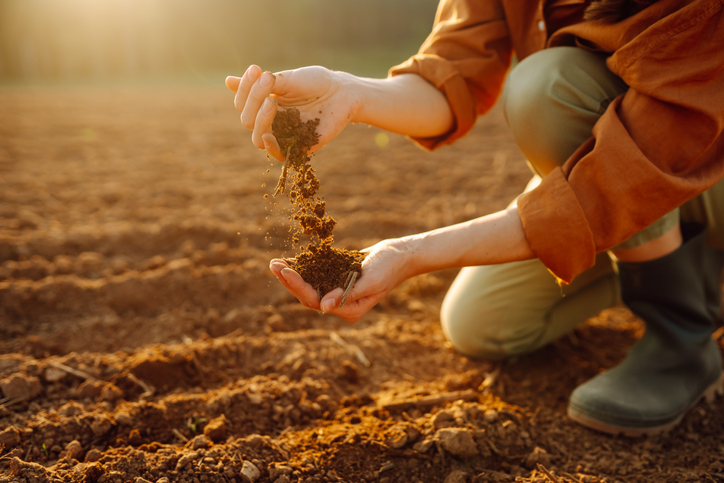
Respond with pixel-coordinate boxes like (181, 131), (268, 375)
(269, 260), (320, 309)
(261, 133), (284, 162)
(241, 70), (276, 132)
(253, 98), (284, 161)
(233, 65), (261, 111)
(228, 65), (285, 160)
(225, 75), (241, 93)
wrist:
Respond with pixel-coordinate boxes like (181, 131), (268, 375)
(390, 233), (430, 280)
(331, 70), (366, 125)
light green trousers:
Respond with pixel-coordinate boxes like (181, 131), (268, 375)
(441, 47), (724, 360)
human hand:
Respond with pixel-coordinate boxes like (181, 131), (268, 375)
(269, 239), (414, 323)
(225, 65), (360, 161)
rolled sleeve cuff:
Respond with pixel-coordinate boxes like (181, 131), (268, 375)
(389, 55), (477, 150)
(517, 167), (597, 284)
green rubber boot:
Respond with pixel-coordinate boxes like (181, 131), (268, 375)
(568, 224), (724, 436)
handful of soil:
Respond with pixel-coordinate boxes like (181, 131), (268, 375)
(271, 107), (366, 299)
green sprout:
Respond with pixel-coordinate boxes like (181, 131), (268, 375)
(188, 417), (208, 433)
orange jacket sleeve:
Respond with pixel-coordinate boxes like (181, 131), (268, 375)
(519, 0), (724, 283)
(388, 0), (514, 150)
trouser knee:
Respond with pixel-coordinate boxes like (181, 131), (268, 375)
(441, 255), (618, 360)
(502, 47), (628, 176)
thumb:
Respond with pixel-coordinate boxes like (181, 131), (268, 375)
(225, 76), (241, 93)
(268, 70), (295, 96)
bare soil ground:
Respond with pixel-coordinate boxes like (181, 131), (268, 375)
(1, 86), (724, 483)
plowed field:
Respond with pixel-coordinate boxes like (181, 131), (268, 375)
(1, 85), (723, 483)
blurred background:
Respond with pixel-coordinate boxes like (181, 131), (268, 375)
(0, 0), (440, 84)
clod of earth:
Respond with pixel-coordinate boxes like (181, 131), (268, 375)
(271, 107), (366, 297)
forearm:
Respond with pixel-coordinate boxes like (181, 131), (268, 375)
(397, 206), (535, 279)
(345, 73), (454, 139)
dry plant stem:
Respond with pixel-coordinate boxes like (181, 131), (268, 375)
(172, 428), (189, 443)
(330, 331), (371, 367)
(127, 373), (155, 397)
(339, 271), (358, 307)
(561, 472), (583, 482)
(0, 396), (26, 410)
(537, 464), (562, 483)
(382, 389), (478, 411)
(479, 364), (502, 393)
(48, 360), (103, 382)
(274, 156), (291, 197)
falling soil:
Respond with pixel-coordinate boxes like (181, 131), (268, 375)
(271, 107), (366, 297)
(2, 86), (724, 483)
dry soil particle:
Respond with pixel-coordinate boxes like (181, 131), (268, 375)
(271, 107), (366, 296)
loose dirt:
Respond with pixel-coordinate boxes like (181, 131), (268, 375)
(1, 86), (724, 483)
(271, 107), (365, 297)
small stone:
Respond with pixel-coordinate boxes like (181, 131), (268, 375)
(379, 461), (395, 473)
(135, 477), (152, 483)
(175, 452), (197, 470)
(44, 367), (67, 383)
(476, 469), (512, 481)
(85, 449), (102, 463)
(128, 429), (143, 446)
(247, 434), (264, 448)
(269, 465), (293, 480)
(273, 477), (290, 483)
(444, 470), (468, 483)
(91, 416), (113, 437)
(0, 374), (42, 401)
(240, 460), (261, 482)
(267, 313), (288, 331)
(0, 427), (21, 449)
(156, 478), (170, 483)
(190, 434), (211, 450)
(436, 428), (479, 458)
(114, 412), (133, 428)
(405, 424), (421, 444)
(59, 401), (83, 417)
(432, 410), (455, 429)
(203, 415), (227, 443)
(385, 425), (409, 449)
(100, 383), (124, 402)
(77, 380), (103, 399)
(247, 393), (263, 405)
(525, 446), (552, 469)
(413, 438), (434, 454)
(223, 308), (241, 323)
(483, 409), (498, 422)
(66, 440), (84, 461)
(407, 299), (426, 312)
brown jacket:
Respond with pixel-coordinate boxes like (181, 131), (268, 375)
(390, 0), (724, 283)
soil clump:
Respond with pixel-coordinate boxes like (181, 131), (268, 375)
(271, 107), (365, 297)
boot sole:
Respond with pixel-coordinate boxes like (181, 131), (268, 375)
(568, 373), (724, 437)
